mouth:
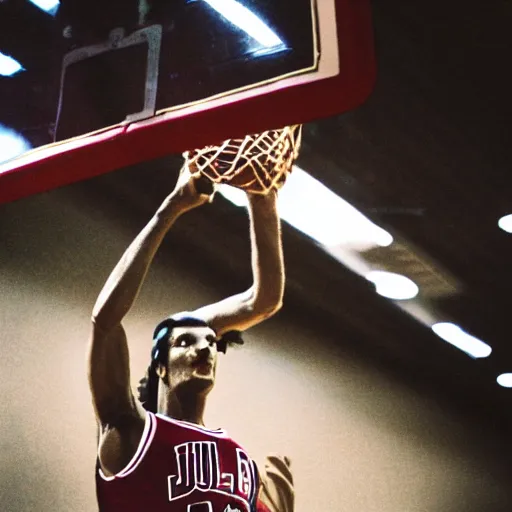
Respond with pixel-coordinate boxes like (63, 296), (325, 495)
(192, 359), (213, 374)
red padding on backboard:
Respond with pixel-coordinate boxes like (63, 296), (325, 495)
(0, 0), (375, 204)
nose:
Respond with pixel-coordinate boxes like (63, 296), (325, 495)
(196, 337), (213, 354)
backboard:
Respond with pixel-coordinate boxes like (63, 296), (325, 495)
(0, 0), (375, 203)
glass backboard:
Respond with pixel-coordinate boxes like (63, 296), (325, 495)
(0, 0), (375, 203)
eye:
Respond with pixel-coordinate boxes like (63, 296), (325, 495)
(206, 335), (217, 347)
(175, 334), (195, 347)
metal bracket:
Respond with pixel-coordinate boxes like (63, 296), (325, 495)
(56, 24), (162, 131)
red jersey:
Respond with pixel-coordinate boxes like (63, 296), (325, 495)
(96, 411), (271, 512)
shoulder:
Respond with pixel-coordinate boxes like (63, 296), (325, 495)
(153, 414), (229, 438)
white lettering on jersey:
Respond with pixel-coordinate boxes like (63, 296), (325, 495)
(224, 506), (242, 512)
(235, 449), (253, 498)
(168, 441), (256, 505)
(188, 501), (213, 511)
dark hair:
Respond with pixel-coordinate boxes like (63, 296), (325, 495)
(137, 313), (244, 413)
(137, 365), (160, 414)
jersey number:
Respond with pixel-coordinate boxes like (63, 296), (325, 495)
(188, 502), (246, 512)
(188, 502), (213, 512)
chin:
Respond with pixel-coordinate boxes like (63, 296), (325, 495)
(186, 373), (215, 393)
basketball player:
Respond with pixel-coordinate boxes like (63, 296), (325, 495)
(89, 166), (292, 511)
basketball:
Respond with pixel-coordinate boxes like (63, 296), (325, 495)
(184, 125), (303, 194)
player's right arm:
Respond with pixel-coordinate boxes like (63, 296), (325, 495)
(88, 169), (212, 475)
(191, 190), (284, 335)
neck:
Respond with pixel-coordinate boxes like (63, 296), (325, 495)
(157, 384), (208, 426)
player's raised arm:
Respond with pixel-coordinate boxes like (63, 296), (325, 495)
(191, 189), (285, 335)
(87, 169), (212, 474)
(91, 169), (211, 334)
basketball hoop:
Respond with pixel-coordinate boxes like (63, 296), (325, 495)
(183, 125), (303, 195)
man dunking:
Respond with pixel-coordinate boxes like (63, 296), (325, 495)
(89, 167), (292, 511)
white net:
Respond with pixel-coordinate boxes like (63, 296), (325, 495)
(183, 125), (302, 194)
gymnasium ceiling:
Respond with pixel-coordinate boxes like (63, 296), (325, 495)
(2, 1), (512, 438)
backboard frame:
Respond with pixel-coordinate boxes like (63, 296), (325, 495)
(0, 0), (375, 204)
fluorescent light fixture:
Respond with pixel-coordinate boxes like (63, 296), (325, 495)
(203, 0), (284, 47)
(431, 322), (492, 359)
(0, 52), (23, 77)
(498, 214), (512, 234)
(366, 271), (419, 300)
(278, 167), (394, 248)
(497, 373), (512, 388)
(0, 124), (31, 164)
(28, 0), (60, 15)
(218, 184), (247, 207)
(218, 166), (394, 249)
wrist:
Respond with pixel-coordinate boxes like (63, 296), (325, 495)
(248, 188), (277, 202)
(247, 190), (278, 214)
(156, 193), (187, 221)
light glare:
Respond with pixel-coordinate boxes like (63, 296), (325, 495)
(28, 0), (60, 15)
(0, 52), (23, 77)
(218, 185), (247, 207)
(218, 166), (394, 250)
(0, 125), (32, 163)
(497, 373), (512, 388)
(366, 271), (419, 300)
(498, 214), (512, 234)
(278, 167), (394, 248)
(203, 0), (284, 47)
(432, 322), (492, 359)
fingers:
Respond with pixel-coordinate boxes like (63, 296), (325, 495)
(174, 165), (192, 191)
(194, 174), (215, 197)
(170, 165), (216, 212)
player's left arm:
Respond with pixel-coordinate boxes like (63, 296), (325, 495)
(192, 190), (284, 335)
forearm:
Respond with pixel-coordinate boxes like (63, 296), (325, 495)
(191, 190), (284, 334)
(246, 191), (285, 311)
(92, 196), (183, 331)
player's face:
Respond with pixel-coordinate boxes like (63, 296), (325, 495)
(166, 326), (218, 393)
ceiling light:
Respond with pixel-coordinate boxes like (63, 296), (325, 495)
(278, 166), (393, 248)
(218, 166), (394, 249)
(366, 271), (419, 300)
(497, 373), (512, 388)
(0, 52), (23, 77)
(431, 322), (492, 359)
(0, 125), (31, 164)
(218, 184), (247, 207)
(203, 0), (284, 47)
(28, 0), (60, 15)
(498, 214), (512, 234)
